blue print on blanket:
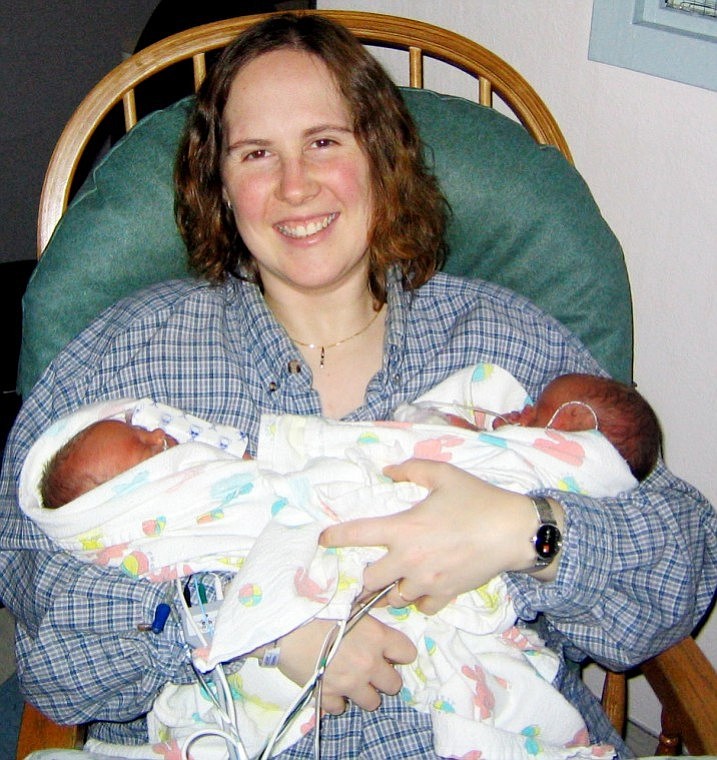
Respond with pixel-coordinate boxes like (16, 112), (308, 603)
(210, 472), (255, 509)
(111, 469), (152, 496)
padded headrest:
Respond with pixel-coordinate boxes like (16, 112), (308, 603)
(20, 89), (632, 396)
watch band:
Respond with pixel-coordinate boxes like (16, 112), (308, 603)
(530, 496), (563, 569)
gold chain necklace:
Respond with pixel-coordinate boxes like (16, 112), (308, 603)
(290, 308), (382, 368)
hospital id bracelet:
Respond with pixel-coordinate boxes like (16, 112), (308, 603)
(530, 496), (562, 569)
(259, 640), (281, 668)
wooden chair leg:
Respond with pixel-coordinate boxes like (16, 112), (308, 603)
(640, 635), (717, 756)
(601, 669), (627, 737)
(653, 704), (682, 756)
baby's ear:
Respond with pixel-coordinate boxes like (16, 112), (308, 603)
(552, 404), (594, 432)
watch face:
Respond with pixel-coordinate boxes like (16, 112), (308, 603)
(535, 524), (561, 560)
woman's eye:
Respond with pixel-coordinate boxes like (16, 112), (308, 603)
(312, 138), (337, 149)
(244, 148), (269, 161)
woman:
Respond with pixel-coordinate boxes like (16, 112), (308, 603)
(1, 13), (714, 759)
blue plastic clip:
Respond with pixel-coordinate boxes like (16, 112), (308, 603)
(150, 603), (171, 634)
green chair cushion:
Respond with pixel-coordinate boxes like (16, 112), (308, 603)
(19, 89), (632, 397)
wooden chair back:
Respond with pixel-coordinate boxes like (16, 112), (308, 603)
(37, 9), (571, 257)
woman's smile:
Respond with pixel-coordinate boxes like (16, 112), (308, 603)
(275, 212), (339, 241)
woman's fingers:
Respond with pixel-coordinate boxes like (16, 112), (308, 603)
(333, 623), (409, 710)
(413, 593), (455, 616)
(317, 615), (415, 711)
(382, 459), (442, 489)
(318, 461), (445, 551)
(380, 620), (418, 665)
(370, 666), (403, 697)
(382, 577), (417, 608)
(383, 582), (454, 616)
(327, 458), (543, 600)
(320, 695), (349, 715)
(320, 513), (401, 549)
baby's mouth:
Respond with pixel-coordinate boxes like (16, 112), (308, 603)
(275, 213), (337, 239)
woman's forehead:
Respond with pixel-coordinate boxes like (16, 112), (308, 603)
(223, 49), (348, 130)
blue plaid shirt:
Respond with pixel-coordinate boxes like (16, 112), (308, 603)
(2, 272), (715, 757)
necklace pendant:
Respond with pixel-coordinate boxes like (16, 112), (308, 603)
(287, 306), (382, 370)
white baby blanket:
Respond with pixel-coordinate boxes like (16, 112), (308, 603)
(20, 365), (630, 759)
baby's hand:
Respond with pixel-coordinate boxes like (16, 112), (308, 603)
(492, 410), (522, 429)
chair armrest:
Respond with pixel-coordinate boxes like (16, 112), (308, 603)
(640, 635), (717, 756)
(15, 702), (85, 759)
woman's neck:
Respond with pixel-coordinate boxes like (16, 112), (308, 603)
(263, 279), (387, 419)
(265, 281), (379, 349)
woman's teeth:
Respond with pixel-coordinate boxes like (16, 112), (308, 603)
(277, 213), (337, 239)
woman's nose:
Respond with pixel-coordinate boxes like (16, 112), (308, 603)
(276, 156), (319, 205)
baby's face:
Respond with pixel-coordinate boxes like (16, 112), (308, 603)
(74, 420), (178, 485)
(493, 376), (599, 431)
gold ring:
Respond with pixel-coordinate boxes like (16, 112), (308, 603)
(396, 579), (408, 603)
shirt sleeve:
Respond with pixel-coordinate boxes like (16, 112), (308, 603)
(505, 461), (717, 670)
(0, 364), (199, 728)
(11, 551), (195, 726)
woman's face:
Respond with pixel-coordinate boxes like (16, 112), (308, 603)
(220, 48), (373, 298)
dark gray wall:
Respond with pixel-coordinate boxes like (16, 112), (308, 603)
(0, 1), (157, 264)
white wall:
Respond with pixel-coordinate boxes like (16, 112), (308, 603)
(318, 0), (717, 735)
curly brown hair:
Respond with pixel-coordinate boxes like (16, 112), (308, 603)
(175, 13), (448, 302)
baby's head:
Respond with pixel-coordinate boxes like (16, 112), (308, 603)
(40, 419), (178, 509)
(510, 374), (661, 480)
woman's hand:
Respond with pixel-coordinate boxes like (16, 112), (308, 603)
(274, 615), (417, 714)
(321, 459), (561, 614)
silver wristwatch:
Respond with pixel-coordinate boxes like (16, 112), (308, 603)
(530, 496), (562, 569)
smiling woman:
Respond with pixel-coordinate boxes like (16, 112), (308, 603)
(4, 11), (717, 760)
(175, 14), (447, 296)
(175, 14), (447, 416)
